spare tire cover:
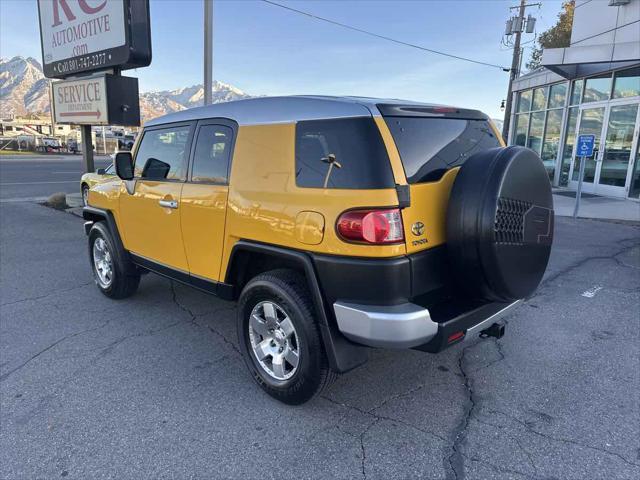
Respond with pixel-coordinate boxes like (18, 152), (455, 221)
(446, 146), (554, 302)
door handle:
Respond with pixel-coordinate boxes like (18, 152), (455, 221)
(159, 199), (178, 209)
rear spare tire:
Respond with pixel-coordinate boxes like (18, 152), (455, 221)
(446, 146), (554, 302)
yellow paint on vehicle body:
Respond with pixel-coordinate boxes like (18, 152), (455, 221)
(180, 183), (229, 281)
(295, 211), (325, 245)
(220, 123), (407, 279)
(118, 181), (189, 272)
(375, 115), (458, 254)
(88, 111), (483, 283)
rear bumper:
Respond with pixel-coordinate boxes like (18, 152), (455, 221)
(334, 299), (521, 351)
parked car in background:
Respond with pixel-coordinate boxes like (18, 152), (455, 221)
(80, 164), (115, 206)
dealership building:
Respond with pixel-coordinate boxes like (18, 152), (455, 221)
(507, 0), (640, 199)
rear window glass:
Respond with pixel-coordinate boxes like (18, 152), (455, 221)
(384, 117), (500, 184)
(295, 117), (395, 189)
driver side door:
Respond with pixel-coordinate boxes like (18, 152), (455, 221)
(118, 122), (194, 272)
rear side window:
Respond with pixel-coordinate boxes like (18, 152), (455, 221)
(295, 117), (395, 189)
(135, 126), (191, 180)
(191, 124), (233, 184)
(384, 117), (500, 184)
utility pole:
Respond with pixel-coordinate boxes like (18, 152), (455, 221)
(203, 0), (213, 106)
(502, 0), (527, 144)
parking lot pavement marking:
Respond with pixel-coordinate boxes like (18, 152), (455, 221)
(581, 285), (603, 298)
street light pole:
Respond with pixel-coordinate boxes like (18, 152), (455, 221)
(502, 0), (526, 144)
(204, 0), (213, 106)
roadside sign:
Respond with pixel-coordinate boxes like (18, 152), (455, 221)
(577, 134), (595, 157)
(573, 134), (596, 218)
(37, 0), (151, 79)
(52, 74), (140, 126)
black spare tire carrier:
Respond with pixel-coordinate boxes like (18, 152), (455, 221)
(446, 146), (554, 302)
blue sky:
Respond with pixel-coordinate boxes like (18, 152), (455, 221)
(0, 0), (565, 118)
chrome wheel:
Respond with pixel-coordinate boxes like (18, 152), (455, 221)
(82, 186), (89, 206)
(248, 301), (300, 381)
(92, 237), (114, 288)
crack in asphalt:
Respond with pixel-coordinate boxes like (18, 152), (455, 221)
(0, 318), (113, 382)
(170, 281), (241, 356)
(480, 409), (640, 469)
(445, 344), (476, 480)
(95, 320), (184, 359)
(358, 417), (380, 479)
(0, 281), (93, 308)
(538, 238), (640, 292)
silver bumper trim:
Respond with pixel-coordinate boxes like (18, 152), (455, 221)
(333, 299), (523, 349)
(333, 302), (437, 349)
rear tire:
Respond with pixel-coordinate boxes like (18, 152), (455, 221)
(446, 146), (554, 302)
(237, 269), (336, 404)
(88, 222), (140, 299)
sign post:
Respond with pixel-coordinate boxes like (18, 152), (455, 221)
(573, 134), (596, 219)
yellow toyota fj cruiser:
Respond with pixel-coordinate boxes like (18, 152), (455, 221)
(83, 96), (554, 404)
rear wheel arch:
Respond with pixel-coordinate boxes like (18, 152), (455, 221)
(224, 241), (368, 373)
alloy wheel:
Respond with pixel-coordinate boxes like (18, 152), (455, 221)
(92, 237), (114, 288)
(248, 301), (300, 381)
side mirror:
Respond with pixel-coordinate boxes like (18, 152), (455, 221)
(114, 152), (134, 180)
(96, 168), (106, 175)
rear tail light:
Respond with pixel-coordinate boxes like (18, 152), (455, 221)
(337, 208), (404, 245)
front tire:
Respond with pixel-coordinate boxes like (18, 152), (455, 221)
(81, 184), (89, 206)
(237, 269), (336, 404)
(88, 222), (140, 299)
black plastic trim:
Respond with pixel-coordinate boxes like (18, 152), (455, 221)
(414, 301), (511, 353)
(82, 206), (137, 275)
(226, 240), (368, 373)
(377, 104), (489, 120)
(130, 253), (234, 300)
(312, 245), (451, 308)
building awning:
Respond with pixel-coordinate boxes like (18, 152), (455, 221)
(542, 41), (640, 79)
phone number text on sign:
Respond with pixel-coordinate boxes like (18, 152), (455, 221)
(53, 52), (110, 75)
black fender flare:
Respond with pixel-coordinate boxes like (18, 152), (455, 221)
(226, 240), (368, 373)
(83, 206), (137, 275)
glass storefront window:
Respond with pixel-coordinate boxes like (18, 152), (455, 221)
(613, 67), (640, 99)
(583, 74), (612, 103)
(541, 109), (562, 180)
(599, 104), (638, 188)
(532, 87), (547, 111)
(570, 79), (584, 105)
(560, 107), (579, 186)
(527, 111), (545, 154)
(514, 114), (529, 146)
(549, 83), (567, 108)
(517, 90), (532, 113)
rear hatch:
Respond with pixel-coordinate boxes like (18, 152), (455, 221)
(378, 104), (503, 255)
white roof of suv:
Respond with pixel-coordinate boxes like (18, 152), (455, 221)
(144, 95), (451, 127)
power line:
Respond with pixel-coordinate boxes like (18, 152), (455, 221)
(260, 0), (510, 72)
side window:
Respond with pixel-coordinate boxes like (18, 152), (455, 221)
(191, 124), (233, 183)
(134, 126), (191, 180)
(295, 117), (395, 189)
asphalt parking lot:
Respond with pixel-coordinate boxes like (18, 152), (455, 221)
(1, 201), (639, 480)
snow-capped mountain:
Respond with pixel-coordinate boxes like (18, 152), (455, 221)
(0, 56), (49, 116)
(140, 81), (250, 118)
(0, 56), (251, 121)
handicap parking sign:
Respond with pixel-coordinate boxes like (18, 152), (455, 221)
(577, 134), (595, 157)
